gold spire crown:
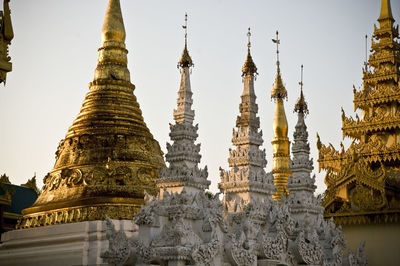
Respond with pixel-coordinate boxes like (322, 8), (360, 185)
(378, 0), (394, 21)
(271, 31), (287, 100)
(242, 27), (257, 76)
(294, 65), (309, 115)
(101, 0), (126, 45)
(178, 13), (193, 68)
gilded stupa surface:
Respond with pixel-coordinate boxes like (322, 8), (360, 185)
(318, 0), (400, 225)
(18, 0), (165, 228)
(271, 32), (291, 203)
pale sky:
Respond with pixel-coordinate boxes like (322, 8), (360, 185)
(0, 0), (399, 195)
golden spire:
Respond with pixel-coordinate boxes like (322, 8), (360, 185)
(378, 0), (394, 21)
(18, 0), (165, 228)
(178, 13), (193, 68)
(271, 31), (291, 203)
(242, 27), (257, 76)
(294, 65), (309, 115)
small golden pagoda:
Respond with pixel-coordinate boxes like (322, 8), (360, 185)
(318, 0), (400, 263)
(18, 0), (165, 228)
(271, 31), (291, 203)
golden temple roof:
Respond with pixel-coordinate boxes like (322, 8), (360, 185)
(18, 0), (165, 228)
(318, 0), (400, 225)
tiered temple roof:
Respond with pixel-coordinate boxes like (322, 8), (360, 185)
(318, 0), (400, 225)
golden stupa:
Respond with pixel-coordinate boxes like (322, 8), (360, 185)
(18, 0), (165, 228)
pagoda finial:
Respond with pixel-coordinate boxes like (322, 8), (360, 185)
(272, 30), (280, 73)
(184, 13), (188, 46)
(364, 35), (368, 72)
(178, 13), (193, 68)
(101, 0), (126, 46)
(247, 27), (251, 50)
(242, 27), (257, 76)
(294, 65), (309, 115)
(378, 0), (394, 21)
(271, 30), (287, 100)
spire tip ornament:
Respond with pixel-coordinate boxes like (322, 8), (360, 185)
(242, 27), (257, 76)
(272, 30), (280, 73)
(271, 30), (287, 100)
(178, 13), (193, 69)
(101, 0), (126, 45)
(294, 65), (309, 115)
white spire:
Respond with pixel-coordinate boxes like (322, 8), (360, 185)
(288, 69), (323, 221)
(157, 15), (209, 195)
(219, 30), (274, 211)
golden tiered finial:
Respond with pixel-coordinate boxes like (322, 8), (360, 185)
(378, 0), (394, 21)
(271, 31), (287, 100)
(294, 65), (309, 115)
(178, 13), (193, 68)
(101, 0), (126, 45)
(18, 0), (165, 228)
(242, 27), (257, 76)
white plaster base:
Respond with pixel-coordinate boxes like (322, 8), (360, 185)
(0, 219), (137, 266)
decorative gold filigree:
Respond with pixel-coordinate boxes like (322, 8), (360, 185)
(17, 204), (141, 229)
(351, 183), (386, 211)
